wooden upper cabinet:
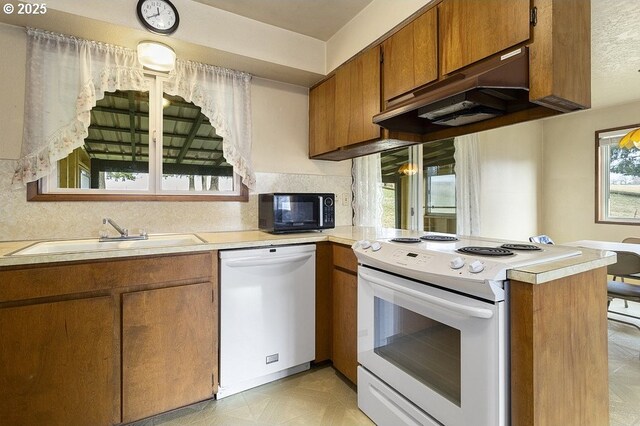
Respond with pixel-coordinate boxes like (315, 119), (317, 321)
(529, 0), (591, 110)
(335, 45), (381, 147)
(383, 8), (438, 102)
(309, 75), (336, 157)
(439, 0), (531, 75)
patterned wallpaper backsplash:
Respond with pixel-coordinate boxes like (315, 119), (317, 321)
(0, 161), (353, 241)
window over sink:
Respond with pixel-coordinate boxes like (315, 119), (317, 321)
(40, 78), (239, 198)
(596, 125), (640, 224)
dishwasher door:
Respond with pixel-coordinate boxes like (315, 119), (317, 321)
(218, 244), (316, 398)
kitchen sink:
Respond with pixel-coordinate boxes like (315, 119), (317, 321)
(11, 234), (206, 256)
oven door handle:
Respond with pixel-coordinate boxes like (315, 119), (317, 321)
(358, 271), (494, 319)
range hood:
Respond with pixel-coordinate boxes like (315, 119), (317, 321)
(374, 48), (532, 134)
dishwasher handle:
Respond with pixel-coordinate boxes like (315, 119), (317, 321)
(358, 270), (494, 319)
(223, 253), (313, 268)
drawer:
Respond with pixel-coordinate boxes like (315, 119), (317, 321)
(0, 251), (214, 303)
(332, 243), (357, 273)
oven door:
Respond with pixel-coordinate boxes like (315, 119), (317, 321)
(357, 266), (506, 426)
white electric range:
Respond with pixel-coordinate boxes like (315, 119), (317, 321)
(353, 234), (581, 426)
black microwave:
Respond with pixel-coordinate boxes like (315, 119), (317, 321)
(259, 193), (335, 233)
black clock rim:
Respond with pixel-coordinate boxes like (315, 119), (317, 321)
(136, 0), (180, 35)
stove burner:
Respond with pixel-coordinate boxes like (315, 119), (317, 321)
(457, 246), (514, 257)
(390, 237), (422, 243)
(420, 235), (459, 242)
(500, 243), (542, 251)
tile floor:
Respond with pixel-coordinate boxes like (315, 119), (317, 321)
(132, 365), (373, 426)
(135, 300), (640, 426)
(608, 299), (640, 426)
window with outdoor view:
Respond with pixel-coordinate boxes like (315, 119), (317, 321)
(380, 139), (456, 232)
(596, 125), (640, 224)
(43, 78), (238, 196)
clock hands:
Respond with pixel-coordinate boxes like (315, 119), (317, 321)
(146, 7), (162, 20)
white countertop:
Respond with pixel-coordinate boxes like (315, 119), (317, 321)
(565, 240), (640, 255)
(0, 227), (616, 284)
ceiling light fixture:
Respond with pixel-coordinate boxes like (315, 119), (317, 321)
(618, 128), (640, 149)
(398, 163), (419, 176)
(137, 41), (176, 72)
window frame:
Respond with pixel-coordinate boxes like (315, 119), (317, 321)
(595, 123), (640, 225)
(28, 73), (249, 202)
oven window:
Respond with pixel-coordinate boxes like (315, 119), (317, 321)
(374, 297), (461, 406)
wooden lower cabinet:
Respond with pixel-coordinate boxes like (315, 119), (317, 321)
(122, 283), (215, 423)
(0, 297), (115, 426)
(0, 251), (217, 425)
(332, 267), (358, 384)
(510, 267), (609, 425)
(315, 242), (333, 362)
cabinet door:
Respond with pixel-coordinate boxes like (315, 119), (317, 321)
(122, 282), (215, 423)
(0, 297), (115, 426)
(332, 268), (357, 384)
(335, 46), (381, 148)
(383, 8), (438, 101)
(309, 76), (336, 157)
(439, 0), (530, 75)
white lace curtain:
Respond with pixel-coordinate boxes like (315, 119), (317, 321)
(454, 134), (481, 236)
(164, 61), (255, 189)
(352, 154), (383, 227)
(12, 28), (255, 190)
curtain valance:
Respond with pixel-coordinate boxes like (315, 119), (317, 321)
(13, 28), (255, 190)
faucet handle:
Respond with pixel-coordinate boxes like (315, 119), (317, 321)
(122, 228), (129, 237)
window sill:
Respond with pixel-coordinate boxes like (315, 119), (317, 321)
(26, 181), (249, 202)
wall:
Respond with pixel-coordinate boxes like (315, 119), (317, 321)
(0, 24), (352, 241)
(2, 0), (325, 75)
(542, 101), (640, 244)
(326, 0), (431, 73)
(0, 23), (25, 160)
(478, 121), (544, 241)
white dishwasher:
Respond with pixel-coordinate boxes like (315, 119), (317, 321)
(218, 244), (316, 398)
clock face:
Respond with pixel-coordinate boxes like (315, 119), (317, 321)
(137, 0), (180, 35)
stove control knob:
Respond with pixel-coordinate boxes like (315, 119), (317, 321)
(360, 240), (372, 250)
(371, 242), (382, 252)
(468, 260), (485, 274)
(449, 257), (465, 269)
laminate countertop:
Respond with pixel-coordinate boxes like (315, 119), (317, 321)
(0, 226), (615, 284)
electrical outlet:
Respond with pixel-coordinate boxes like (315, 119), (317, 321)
(341, 193), (349, 206)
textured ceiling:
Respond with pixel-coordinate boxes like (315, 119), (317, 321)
(591, 0), (640, 108)
(191, 0), (373, 41)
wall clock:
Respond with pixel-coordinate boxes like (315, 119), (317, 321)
(137, 0), (180, 35)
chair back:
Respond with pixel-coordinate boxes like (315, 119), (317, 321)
(622, 237), (640, 244)
(607, 251), (640, 276)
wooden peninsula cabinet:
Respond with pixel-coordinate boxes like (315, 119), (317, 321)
(0, 251), (218, 425)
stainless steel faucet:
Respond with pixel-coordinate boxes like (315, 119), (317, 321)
(100, 218), (148, 242)
(104, 218), (128, 237)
